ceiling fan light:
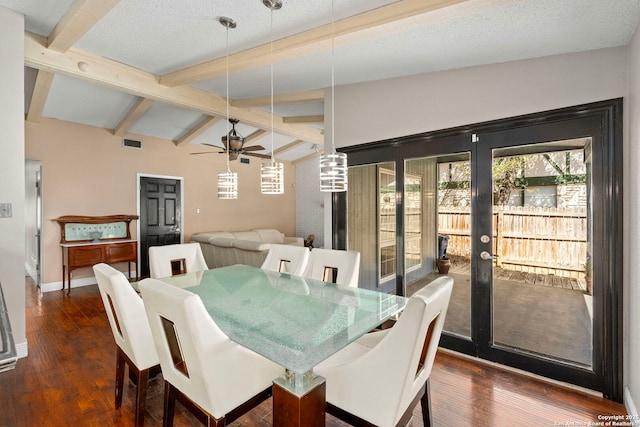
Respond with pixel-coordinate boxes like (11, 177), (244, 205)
(263, 0), (283, 10)
(217, 171), (238, 199)
(319, 152), (348, 192)
(226, 138), (244, 151)
(261, 160), (284, 194)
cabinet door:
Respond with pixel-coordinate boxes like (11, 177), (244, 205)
(68, 246), (103, 266)
(105, 242), (136, 263)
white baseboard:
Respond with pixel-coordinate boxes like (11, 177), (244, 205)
(41, 277), (96, 293)
(15, 340), (28, 359)
(625, 387), (639, 426)
(24, 263), (36, 283)
(41, 271), (135, 293)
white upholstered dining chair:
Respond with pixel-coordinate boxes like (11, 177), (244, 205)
(138, 278), (284, 426)
(314, 276), (454, 427)
(302, 248), (361, 287)
(148, 242), (208, 278)
(260, 244), (310, 276)
(93, 263), (160, 427)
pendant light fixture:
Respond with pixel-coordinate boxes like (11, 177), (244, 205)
(319, 0), (347, 192)
(217, 16), (238, 199)
(260, 0), (285, 194)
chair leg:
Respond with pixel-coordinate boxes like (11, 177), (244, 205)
(420, 379), (432, 427)
(164, 381), (176, 427)
(134, 367), (150, 427)
(115, 348), (125, 409)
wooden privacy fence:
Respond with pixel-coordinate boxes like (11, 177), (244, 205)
(438, 206), (587, 278)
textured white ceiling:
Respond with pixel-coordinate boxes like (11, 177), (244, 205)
(74, 0), (401, 75)
(4, 0), (640, 161)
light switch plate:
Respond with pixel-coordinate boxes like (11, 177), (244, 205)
(0, 203), (12, 218)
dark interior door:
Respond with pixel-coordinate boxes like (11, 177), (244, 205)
(140, 176), (182, 277)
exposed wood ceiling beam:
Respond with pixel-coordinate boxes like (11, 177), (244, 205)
(47, 0), (121, 53)
(274, 139), (306, 155)
(113, 97), (154, 137)
(283, 115), (324, 124)
(26, 70), (54, 123)
(24, 32), (324, 144)
(232, 90), (325, 108)
(175, 116), (221, 147)
(160, 0), (468, 87)
(293, 150), (323, 165)
(243, 129), (268, 146)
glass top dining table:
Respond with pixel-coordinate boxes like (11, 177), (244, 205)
(137, 264), (406, 384)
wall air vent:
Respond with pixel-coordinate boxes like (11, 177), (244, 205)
(240, 158), (250, 164)
(123, 138), (143, 150)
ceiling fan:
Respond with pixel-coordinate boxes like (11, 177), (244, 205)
(193, 118), (269, 161)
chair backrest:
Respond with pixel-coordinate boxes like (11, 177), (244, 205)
(360, 276), (453, 426)
(148, 243), (208, 278)
(92, 263), (159, 370)
(302, 248), (361, 287)
(260, 244), (310, 276)
(139, 278), (282, 419)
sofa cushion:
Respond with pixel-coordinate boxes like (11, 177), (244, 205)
(233, 240), (271, 252)
(252, 229), (284, 244)
(209, 237), (236, 248)
(231, 231), (262, 241)
(191, 232), (234, 243)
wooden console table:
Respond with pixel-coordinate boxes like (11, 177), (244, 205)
(54, 215), (139, 293)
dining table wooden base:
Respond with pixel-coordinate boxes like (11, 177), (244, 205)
(273, 378), (326, 427)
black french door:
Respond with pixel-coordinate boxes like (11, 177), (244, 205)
(334, 99), (623, 401)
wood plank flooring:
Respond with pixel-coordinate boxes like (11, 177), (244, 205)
(0, 279), (627, 426)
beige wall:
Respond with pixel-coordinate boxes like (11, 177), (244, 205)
(0, 6), (26, 356)
(625, 23), (640, 418)
(25, 118), (296, 288)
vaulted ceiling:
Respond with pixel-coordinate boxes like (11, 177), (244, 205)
(4, 0), (640, 163)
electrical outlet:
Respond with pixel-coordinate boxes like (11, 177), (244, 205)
(0, 203), (12, 218)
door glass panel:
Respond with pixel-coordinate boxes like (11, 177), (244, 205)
(379, 167), (396, 282)
(491, 139), (593, 368)
(347, 162), (396, 291)
(405, 154), (472, 340)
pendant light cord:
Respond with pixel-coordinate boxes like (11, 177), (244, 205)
(225, 24), (231, 173)
(270, 8), (275, 161)
(331, 0), (336, 155)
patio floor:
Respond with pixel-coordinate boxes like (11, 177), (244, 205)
(407, 260), (592, 367)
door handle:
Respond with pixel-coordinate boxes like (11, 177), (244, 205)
(480, 251), (497, 260)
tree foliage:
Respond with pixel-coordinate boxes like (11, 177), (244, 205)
(492, 156), (525, 205)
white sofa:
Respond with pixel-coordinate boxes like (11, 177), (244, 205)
(190, 229), (303, 269)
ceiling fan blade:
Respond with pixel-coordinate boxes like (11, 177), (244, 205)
(244, 152), (272, 159)
(242, 145), (266, 152)
(202, 143), (225, 150)
(190, 152), (218, 155)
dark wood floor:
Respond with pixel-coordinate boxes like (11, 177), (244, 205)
(0, 278), (627, 426)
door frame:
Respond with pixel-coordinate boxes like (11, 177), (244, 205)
(24, 159), (43, 288)
(136, 173), (185, 272)
(334, 99), (623, 401)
